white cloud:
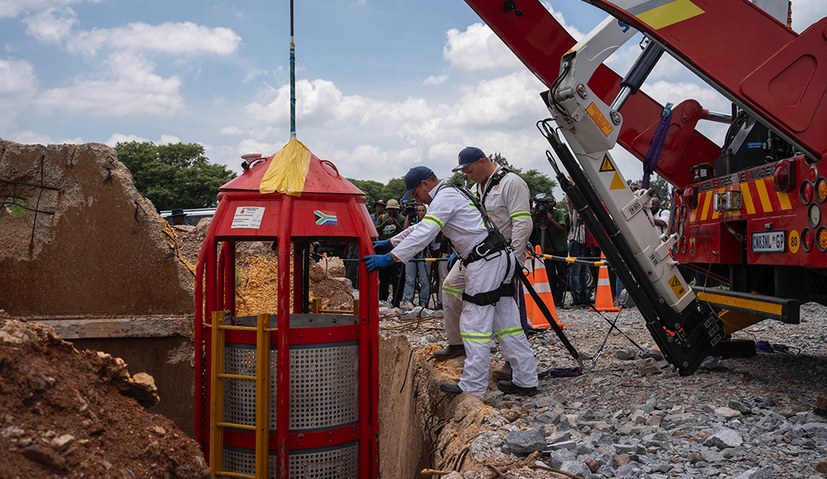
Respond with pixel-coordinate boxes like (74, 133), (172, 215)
(442, 71), (547, 129)
(643, 80), (730, 114)
(0, 58), (36, 97)
(3, 130), (82, 145)
(65, 22), (241, 57)
(244, 68), (270, 83)
(36, 52), (183, 117)
(234, 68), (555, 181)
(0, 58), (37, 128)
(220, 126), (245, 136)
(105, 133), (181, 147)
(0, 0), (85, 19)
(246, 79), (368, 126)
(544, 3), (585, 40)
(443, 23), (522, 72)
(105, 133), (148, 145)
(423, 74), (447, 86)
(23, 7), (77, 44)
(237, 138), (280, 160)
(443, 5), (581, 74)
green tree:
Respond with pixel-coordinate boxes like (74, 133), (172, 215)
(115, 141), (236, 210)
(348, 178), (385, 208)
(627, 175), (671, 204)
(649, 175), (671, 204)
(489, 152), (514, 169)
(383, 178), (407, 203)
(519, 168), (557, 200)
(448, 152), (557, 200)
(447, 171), (470, 188)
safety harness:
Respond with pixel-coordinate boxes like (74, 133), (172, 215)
(478, 167), (511, 204)
(441, 182), (515, 306)
(462, 167), (513, 266)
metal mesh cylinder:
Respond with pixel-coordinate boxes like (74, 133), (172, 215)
(221, 314), (360, 478)
(222, 442), (358, 479)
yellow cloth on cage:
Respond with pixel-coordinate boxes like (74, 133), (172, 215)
(259, 138), (311, 196)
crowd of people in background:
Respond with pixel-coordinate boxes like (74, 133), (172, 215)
(354, 183), (671, 312)
(320, 158), (672, 316)
(368, 197), (450, 309)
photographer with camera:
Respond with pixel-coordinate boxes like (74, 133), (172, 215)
(375, 199), (406, 307)
(400, 202), (432, 308)
(402, 200), (419, 229)
(566, 193), (588, 307)
(529, 193), (568, 305)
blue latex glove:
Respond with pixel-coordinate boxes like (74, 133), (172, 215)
(447, 252), (458, 269)
(373, 239), (391, 250)
(363, 253), (394, 272)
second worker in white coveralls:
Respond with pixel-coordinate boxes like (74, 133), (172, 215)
(434, 146), (534, 384)
(363, 166), (539, 396)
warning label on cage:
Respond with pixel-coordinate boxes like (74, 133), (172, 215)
(231, 206), (265, 229)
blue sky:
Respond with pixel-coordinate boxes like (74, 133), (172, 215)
(2, 0), (825, 191)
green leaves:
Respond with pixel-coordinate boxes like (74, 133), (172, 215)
(115, 141), (236, 211)
(352, 152), (557, 205)
(3, 197), (27, 217)
(348, 177), (407, 207)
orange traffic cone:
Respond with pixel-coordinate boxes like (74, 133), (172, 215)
(524, 245), (563, 329)
(594, 252), (620, 312)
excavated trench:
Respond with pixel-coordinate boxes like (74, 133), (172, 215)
(379, 333), (498, 478)
(379, 334), (433, 477)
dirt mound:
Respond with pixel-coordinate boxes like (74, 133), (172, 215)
(174, 218), (212, 268)
(0, 318), (208, 478)
(308, 258), (355, 311)
(0, 140), (193, 316)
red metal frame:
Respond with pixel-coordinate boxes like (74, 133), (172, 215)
(465, 0), (827, 179)
(590, 0), (827, 163)
(194, 152), (379, 478)
(463, 0), (721, 188)
(465, 0), (827, 295)
(673, 155), (827, 268)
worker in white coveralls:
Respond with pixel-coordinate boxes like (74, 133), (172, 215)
(363, 166), (539, 396)
(433, 146), (534, 384)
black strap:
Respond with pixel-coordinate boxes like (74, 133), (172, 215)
(462, 231), (510, 266)
(462, 282), (514, 306)
(452, 184), (502, 236)
(478, 167), (511, 205)
(518, 272), (581, 361)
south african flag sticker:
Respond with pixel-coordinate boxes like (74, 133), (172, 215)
(314, 210), (338, 226)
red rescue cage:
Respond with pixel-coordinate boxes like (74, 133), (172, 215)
(193, 145), (379, 478)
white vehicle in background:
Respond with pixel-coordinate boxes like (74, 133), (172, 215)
(160, 207), (216, 227)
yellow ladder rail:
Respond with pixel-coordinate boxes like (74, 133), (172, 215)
(254, 312), (270, 478)
(207, 312), (271, 479)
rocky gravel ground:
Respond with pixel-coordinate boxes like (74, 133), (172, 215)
(380, 300), (827, 478)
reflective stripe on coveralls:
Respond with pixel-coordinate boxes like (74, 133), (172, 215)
(458, 253), (538, 396)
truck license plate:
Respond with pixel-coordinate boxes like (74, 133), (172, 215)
(752, 231), (785, 253)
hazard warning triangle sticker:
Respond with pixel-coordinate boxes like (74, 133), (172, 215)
(610, 173), (625, 190)
(599, 155), (615, 172)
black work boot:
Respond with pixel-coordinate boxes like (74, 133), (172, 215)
(497, 380), (538, 396)
(439, 382), (463, 395)
(431, 344), (465, 360)
(491, 361), (513, 381)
